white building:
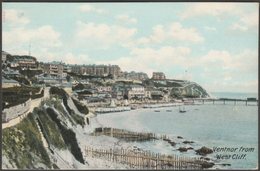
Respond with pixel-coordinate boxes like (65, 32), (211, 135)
(127, 84), (145, 99)
(2, 51), (8, 63)
(44, 61), (64, 77)
(96, 86), (112, 92)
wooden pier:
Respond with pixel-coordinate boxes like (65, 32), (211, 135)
(85, 146), (205, 169)
(91, 127), (161, 142)
(185, 98), (258, 106)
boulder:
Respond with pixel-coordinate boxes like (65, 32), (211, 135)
(169, 141), (176, 146)
(200, 161), (215, 168)
(178, 147), (188, 152)
(183, 140), (194, 144)
(195, 146), (213, 155)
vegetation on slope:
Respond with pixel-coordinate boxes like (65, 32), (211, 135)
(2, 112), (52, 169)
(49, 87), (85, 127)
(34, 108), (66, 149)
(46, 107), (85, 164)
(72, 97), (89, 115)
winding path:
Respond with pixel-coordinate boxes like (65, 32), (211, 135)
(2, 87), (50, 129)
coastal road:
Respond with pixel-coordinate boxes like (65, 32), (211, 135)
(2, 87), (50, 129)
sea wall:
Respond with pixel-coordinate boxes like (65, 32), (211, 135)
(2, 99), (31, 122)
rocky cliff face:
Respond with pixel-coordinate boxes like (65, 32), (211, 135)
(145, 79), (210, 98)
(170, 81), (210, 98)
(2, 87), (88, 169)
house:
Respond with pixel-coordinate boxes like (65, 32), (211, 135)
(152, 72), (166, 80)
(2, 78), (20, 88)
(71, 64), (121, 77)
(127, 84), (145, 99)
(36, 75), (67, 85)
(11, 55), (38, 69)
(150, 89), (164, 100)
(43, 61), (65, 77)
(2, 69), (20, 78)
(96, 86), (112, 92)
(2, 51), (9, 63)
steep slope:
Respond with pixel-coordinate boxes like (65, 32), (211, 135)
(2, 87), (88, 169)
(144, 79), (210, 98)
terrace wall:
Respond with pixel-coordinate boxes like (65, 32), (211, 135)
(2, 99), (31, 122)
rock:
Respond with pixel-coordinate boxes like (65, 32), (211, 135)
(169, 141), (176, 146)
(221, 163), (231, 166)
(177, 136), (183, 139)
(200, 161), (215, 168)
(163, 138), (176, 146)
(183, 140), (194, 144)
(195, 146), (213, 155)
(178, 147), (188, 152)
(187, 147), (194, 150)
(200, 157), (210, 161)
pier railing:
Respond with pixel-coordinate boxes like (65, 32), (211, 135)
(84, 146), (203, 170)
(185, 98), (258, 106)
(91, 127), (170, 142)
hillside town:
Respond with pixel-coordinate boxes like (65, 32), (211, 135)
(2, 51), (210, 112)
(1, 50), (214, 125)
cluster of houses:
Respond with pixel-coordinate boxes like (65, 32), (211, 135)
(74, 80), (172, 104)
(2, 51), (171, 102)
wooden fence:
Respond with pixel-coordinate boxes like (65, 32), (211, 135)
(85, 146), (202, 170)
(91, 127), (170, 142)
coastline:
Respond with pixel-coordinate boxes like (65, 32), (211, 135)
(86, 103), (258, 169)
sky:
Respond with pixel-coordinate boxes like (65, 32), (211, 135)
(2, 2), (259, 93)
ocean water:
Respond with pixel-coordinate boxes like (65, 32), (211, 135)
(95, 92), (258, 169)
(210, 92), (258, 99)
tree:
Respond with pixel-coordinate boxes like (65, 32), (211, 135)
(66, 75), (71, 82)
(123, 94), (128, 100)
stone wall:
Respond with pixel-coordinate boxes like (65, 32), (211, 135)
(2, 99), (31, 122)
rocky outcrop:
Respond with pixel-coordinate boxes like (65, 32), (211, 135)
(195, 146), (213, 155)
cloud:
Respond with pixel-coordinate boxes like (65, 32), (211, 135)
(180, 3), (258, 32)
(3, 25), (62, 62)
(180, 3), (240, 19)
(79, 4), (105, 14)
(115, 14), (137, 24)
(3, 25), (62, 48)
(204, 26), (217, 31)
(200, 49), (257, 74)
(136, 22), (204, 46)
(63, 53), (93, 65)
(75, 21), (137, 48)
(199, 49), (258, 92)
(93, 46), (191, 77)
(230, 11), (258, 31)
(3, 9), (30, 26)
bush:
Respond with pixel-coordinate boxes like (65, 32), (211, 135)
(49, 87), (67, 99)
(72, 83), (85, 91)
(71, 98), (89, 115)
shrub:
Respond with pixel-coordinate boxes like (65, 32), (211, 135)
(71, 98), (89, 115)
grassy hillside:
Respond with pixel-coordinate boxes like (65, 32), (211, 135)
(2, 112), (52, 169)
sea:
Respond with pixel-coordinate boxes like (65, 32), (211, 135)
(95, 92), (258, 169)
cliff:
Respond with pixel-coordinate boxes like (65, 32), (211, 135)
(2, 87), (89, 169)
(144, 79), (210, 98)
